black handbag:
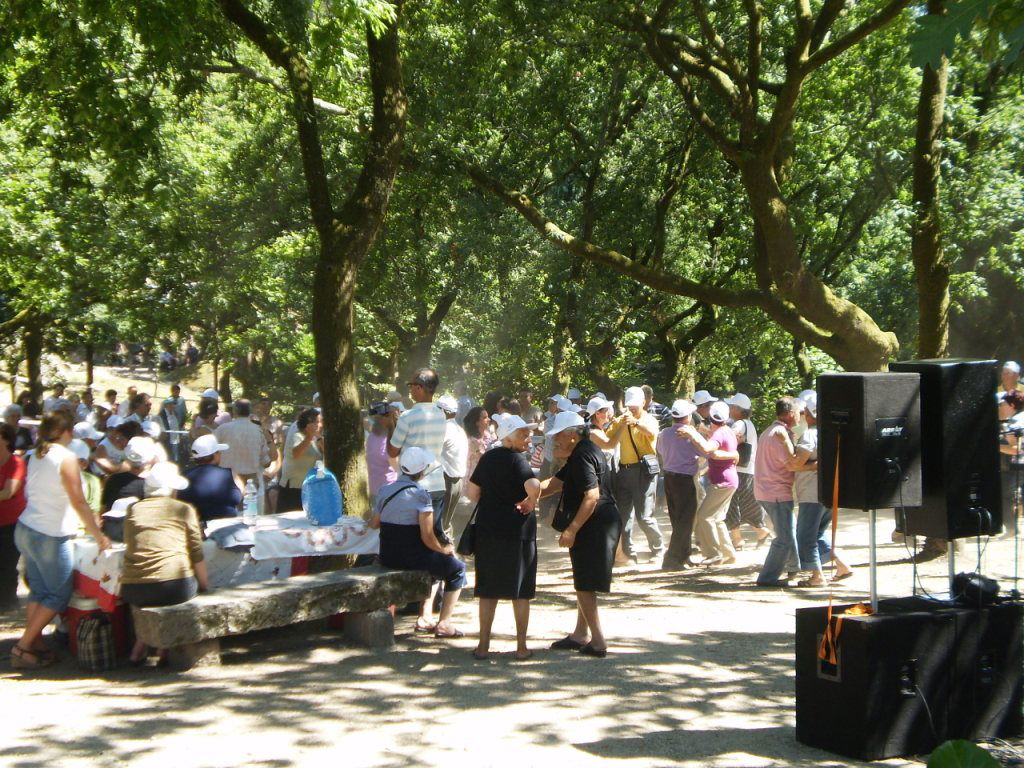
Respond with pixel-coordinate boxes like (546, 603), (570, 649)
(737, 421), (753, 467)
(456, 504), (479, 557)
(551, 493), (574, 533)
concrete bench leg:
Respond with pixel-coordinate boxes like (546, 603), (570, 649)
(167, 639), (221, 671)
(343, 610), (395, 649)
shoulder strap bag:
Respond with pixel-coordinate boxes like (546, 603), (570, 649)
(627, 425), (660, 477)
(456, 503), (479, 557)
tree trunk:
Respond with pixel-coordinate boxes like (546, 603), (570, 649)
(218, 369), (232, 406)
(23, 322), (43, 410)
(212, 357), (219, 391)
(739, 157), (899, 371)
(396, 333), (436, 393)
(85, 342), (95, 387)
(911, 0), (950, 359)
(793, 339), (814, 390)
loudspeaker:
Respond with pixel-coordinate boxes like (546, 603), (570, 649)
(796, 598), (1024, 760)
(795, 601), (955, 760)
(817, 373), (922, 510)
(889, 359), (1002, 539)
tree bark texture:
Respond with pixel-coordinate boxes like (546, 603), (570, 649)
(23, 322), (42, 409)
(220, 0), (406, 518)
(85, 343), (94, 387)
(910, 0), (950, 359)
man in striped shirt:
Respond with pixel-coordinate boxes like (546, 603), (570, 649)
(389, 368), (448, 542)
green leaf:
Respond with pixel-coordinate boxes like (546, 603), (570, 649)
(909, 0), (990, 68)
(927, 740), (1000, 768)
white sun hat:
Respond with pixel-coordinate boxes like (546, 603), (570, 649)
(73, 421), (104, 441)
(496, 415), (538, 442)
(191, 434), (230, 459)
(709, 401), (731, 423)
(400, 446), (434, 476)
(145, 461), (190, 491)
(586, 397), (614, 416)
(725, 393), (753, 411)
(201, 388), (221, 400)
(669, 399), (697, 419)
(545, 411), (585, 436)
(692, 390), (718, 406)
(623, 386), (645, 408)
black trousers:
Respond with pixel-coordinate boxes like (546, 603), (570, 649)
(663, 472), (698, 565)
(0, 523), (19, 605)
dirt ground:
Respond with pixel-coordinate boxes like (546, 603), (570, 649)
(3, 500), (1021, 768)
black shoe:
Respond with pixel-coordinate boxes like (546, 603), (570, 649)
(550, 636), (585, 651)
(579, 644), (608, 658)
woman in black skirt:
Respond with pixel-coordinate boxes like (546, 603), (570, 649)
(464, 415), (541, 660)
(538, 412), (622, 658)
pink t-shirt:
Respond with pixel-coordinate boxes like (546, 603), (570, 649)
(706, 424), (739, 489)
(754, 420), (795, 502)
(366, 432), (397, 496)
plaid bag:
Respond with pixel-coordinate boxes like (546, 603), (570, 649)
(77, 615), (116, 672)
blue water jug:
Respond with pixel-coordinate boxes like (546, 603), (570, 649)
(302, 460), (343, 526)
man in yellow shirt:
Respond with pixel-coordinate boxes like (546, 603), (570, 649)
(606, 386), (664, 563)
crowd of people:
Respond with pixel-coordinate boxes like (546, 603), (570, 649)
(4, 357), (1021, 668)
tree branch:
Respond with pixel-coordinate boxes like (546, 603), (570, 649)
(804, 0), (912, 72)
(205, 62), (350, 115)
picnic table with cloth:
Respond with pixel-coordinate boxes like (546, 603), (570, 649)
(72, 512), (380, 612)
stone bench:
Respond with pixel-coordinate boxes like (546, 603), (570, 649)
(131, 566), (431, 670)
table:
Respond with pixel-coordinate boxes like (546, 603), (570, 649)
(72, 512), (379, 612)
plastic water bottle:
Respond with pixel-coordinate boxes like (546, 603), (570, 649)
(243, 479), (259, 524)
(302, 460), (343, 526)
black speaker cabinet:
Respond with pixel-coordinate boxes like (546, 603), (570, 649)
(818, 373), (922, 510)
(796, 598), (1024, 761)
(889, 359), (1002, 539)
(795, 602), (955, 760)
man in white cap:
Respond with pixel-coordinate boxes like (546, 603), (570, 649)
(1000, 362), (1023, 394)
(657, 400), (702, 568)
(179, 434), (243, 523)
(437, 395), (468, 540)
(691, 390), (717, 432)
(200, 387), (232, 427)
(606, 386), (664, 563)
(723, 393), (771, 550)
(566, 388), (584, 406)
(102, 436), (158, 513)
(389, 368), (448, 542)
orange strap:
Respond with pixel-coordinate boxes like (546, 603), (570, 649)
(818, 433), (843, 664)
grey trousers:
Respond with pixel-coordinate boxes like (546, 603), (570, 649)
(442, 474), (463, 541)
(615, 463), (663, 556)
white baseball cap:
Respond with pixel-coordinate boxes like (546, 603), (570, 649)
(669, 399), (697, 419)
(557, 399), (582, 413)
(201, 388), (220, 400)
(1005, 362), (1021, 375)
(545, 411), (585, 436)
(725, 393), (752, 411)
(400, 446), (434, 475)
(68, 438), (91, 462)
(566, 388), (582, 400)
(436, 395), (458, 414)
(800, 391), (818, 417)
(191, 434), (230, 458)
(692, 390), (718, 406)
(623, 386), (645, 407)
(145, 461), (189, 491)
(125, 436), (158, 465)
(388, 401), (406, 413)
(709, 401), (731, 423)
(142, 419), (163, 439)
(73, 421), (104, 441)
(586, 397), (614, 416)
(95, 401), (113, 413)
(593, 391), (607, 400)
(106, 414), (124, 429)
(496, 415), (538, 442)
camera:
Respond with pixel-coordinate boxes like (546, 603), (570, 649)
(368, 401), (389, 417)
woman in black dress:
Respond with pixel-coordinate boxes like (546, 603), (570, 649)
(464, 415), (541, 660)
(538, 412), (622, 657)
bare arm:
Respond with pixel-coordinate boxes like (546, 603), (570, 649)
(559, 486), (599, 548)
(93, 444), (127, 475)
(464, 480), (481, 503)
(59, 456), (109, 549)
(538, 475), (564, 498)
(419, 510), (453, 554)
(193, 560), (209, 592)
(517, 477), (541, 514)
(589, 427), (619, 450)
(787, 446), (814, 472)
(0, 475), (21, 502)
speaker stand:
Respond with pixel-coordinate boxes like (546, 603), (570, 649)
(869, 507), (879, 612)
(948, 539), (957, 599)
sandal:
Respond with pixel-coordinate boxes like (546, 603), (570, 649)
(579, 644), (607, 658)
(434, 626), (464, 639)
(414, 620), (437, 633)
(796, 578), (827, 588)
(833, 570), (854, 581)
(550, 636), (586, 651)
(11, 645), (56, 669)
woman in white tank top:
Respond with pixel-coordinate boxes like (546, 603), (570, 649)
(12, 412), (110, 669)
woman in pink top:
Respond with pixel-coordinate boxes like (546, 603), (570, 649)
(679, 401), (740, 566)
(462, 407), (493, 481)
